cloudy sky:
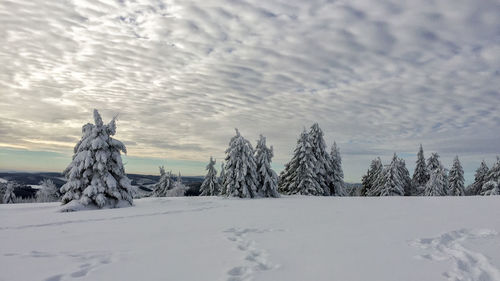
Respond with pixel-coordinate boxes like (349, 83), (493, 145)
(0, 0), (499, 183)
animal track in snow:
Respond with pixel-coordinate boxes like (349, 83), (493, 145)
(410, 228), (500, 281)
(9, 250), (115, 281)
(224, 228), (283, 281)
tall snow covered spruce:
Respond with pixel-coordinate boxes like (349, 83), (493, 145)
(412, 144), (429, 195)
(468, 161), (489, 195)
(223, 129), (259, 198)
(200, 157), (221, 196)
(361, 158), (383, 196)
(398, 158), (412, 196)
(367, 154), (408, 196)
(279, 130), (323, 195)
(152, 166), (174, 197)
(329, 142), (346, 196)
(255, 135), (280, 197)
(308, 123), (332, 196)
(448, 156), (465, 196)
(60, 110), (134, 210)
(424, 165), (448, 196)
(423, 153), (448, 196)
(481, 157), (500, 196)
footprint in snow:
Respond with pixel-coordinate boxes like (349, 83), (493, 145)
(26, 251), (115, 281)
(224, 228), (284, 281)
(410, 228), (500, 281)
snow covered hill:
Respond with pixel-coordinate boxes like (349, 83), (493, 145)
(1, 197), (500, 281)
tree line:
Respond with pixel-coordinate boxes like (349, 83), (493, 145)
(1, 110), (498, 210)
(361, 145), (500, 196)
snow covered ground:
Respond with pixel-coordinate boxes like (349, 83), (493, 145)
(1, 196), (500, 281)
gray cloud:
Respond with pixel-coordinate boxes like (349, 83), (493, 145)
(0, 0), (499, 181)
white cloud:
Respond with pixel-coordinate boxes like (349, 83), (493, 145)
(0, 0), (499, 181)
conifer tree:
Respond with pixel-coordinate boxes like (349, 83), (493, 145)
(219, 163), (226, 195)
(36, 179), (59, 202)
(176, 172), (182, 186)
(412, 144), (429, 195)
(293, 131), (323, 195)
(397, 158), (412, 196)
(308, 123), (331, 195)
(482, 182), (499, 195)
(60, 109), (134, 210)
(152, 166), (174, 197)
(424, 165), (448, 196)
(468, 161), (489, 195)
(368, 154), (406, 196)
(200, 157), (221, 196)
(361, 158), (383, 196)
(426, 153), (441, 172)
(0, 182), (5, 202)
(423, 152), (449, 196)
(278, 153), (298, 195)
(279, 130), (323, 195)
(329, 142), (346, 196)
(3, 182), (16, 204)
(255, 135), (279, 198)
(481, 157), (500, 195)
(448, 156), (465, 196)
(223, 129), (259, 198)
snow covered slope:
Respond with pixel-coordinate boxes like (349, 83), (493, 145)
(1, 197), (500, 281)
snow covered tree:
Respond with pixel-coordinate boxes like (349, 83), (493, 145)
(361, 158), (383, 196)
(223, 129), (259, 198)
(482, 181), (499, 196)
(448, 156), (465, 196)
(412, 144), (429, 195)
(481, 157), (500, 196)
(166, 184), (188, 197)
(60, 109), (134, 210)
(329, 141), (346, 196)
(36, 179), (59, 202)
(219, 163), (226, 194)
(255, 135), (279, 198)
(200, 157), (221, 196)
(3, 182), (16, 204)
(152, 166), (174, 197)
(0, 182), (6, 202)
(468, 161), (489, 195)
(422, 152), (449, 196)
(279, 130), (323, 195)
(398, 158), (412, 196)
(308, 123), (331, 195)
(368, 154), (406, 196)
(424, 165), (448, 196)
(163, 171), (188, 197)
(175, 172), (182, 186)
(426, 153), (441, 172)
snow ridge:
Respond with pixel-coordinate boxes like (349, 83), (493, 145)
(0, 205), (220, 231)
(411, 229), (500, 281)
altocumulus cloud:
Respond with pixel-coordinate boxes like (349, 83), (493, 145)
(0, 0), (499, 181)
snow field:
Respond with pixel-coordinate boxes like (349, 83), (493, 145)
(1, 196), (500, 281)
